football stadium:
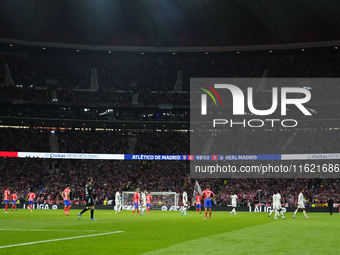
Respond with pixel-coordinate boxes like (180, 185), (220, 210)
(1, 0), (340, 254)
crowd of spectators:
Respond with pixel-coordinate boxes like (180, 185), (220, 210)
(2, 54), (340, 110)
(197, 129), (292, 155)
(1, 127), (340, 155)
(57, 129), (130, 154)
(0, 158), (339, 207)
(0, 60), (5, 85)
(0, 86), (51, 104)
(7, 56), (91, 89)
(214, 178), (340, 207)
(134, 130), (189, 155)
(0, 128), (50, 152)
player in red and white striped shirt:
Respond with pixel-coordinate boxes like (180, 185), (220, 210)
(202, 185), (215, 219)
(27, 192), (35, 212)
(4, 188), (10, 213)
(62, 185), (72, 216)
(10, 191), (18, 211)
(132, 188), (140, 215)
(146, 192), (152, 214)
(196, 194), (202, 214)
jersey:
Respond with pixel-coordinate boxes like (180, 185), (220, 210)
(183, 192), (188, 206)
(231, 195), (238, 206)
(276, 193), (282, 207)
(10, 193), (17, 200)
(85, 183), (93, 199)
(146, 194), (152, 205)
(115, 192), (120, 202)
(28, 192), (35, 201)
(4, 189), (10, 201)
(133, 192), (140, 204)
(142, 193), (146, 205)
(196, 195), (202, 205)
(298, 193), (305, 208)
(202, 189), (215, 200)
(272, 194), (278, 207)
(63, 188), (70, 201)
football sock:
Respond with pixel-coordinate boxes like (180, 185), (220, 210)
(281, 211), (284, 217)
(91, 209), (94, 218)
(269, 209), (274, 216)
(147, 208), (150, 213)
(67, 205), (71, 212)
(5, 205), (8, 211)
(196, 208), (198, 213)
(205, 213), (207, 218)
(293, 210), (297, 217)
(133, 209), (136, 214)
(303, 211), (308, 218)
(184, 208), (186, 214)
(80, 208), (88, 214)
(11, 205), (14, 210)
(209, 212), (211, 218)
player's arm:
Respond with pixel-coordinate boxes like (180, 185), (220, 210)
(61, 192), (65, 199)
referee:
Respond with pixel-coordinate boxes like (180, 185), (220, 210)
(78, 177), (97, 220)
(328, 197), (334, 215)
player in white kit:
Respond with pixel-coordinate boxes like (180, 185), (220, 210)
(141, 190), (147, 215)
(293, 190), (310, 219)
(115, 189), (121, 214)
(181, 190), (188, 216)
(268, 192), (278, 218)
(230, 193), (238, 216)
(276, 190), (285, 219)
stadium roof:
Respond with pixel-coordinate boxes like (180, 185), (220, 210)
(1, 0), (340, 52)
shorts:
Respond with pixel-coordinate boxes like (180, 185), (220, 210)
(64, 200), (71, 206)
(86, 198), (94, 207)
(183, 202), (188, 207)
(232, 202), (237, 208)
(147, 204), (151, 207)
(196, 204), (201, 208)
(115, 201), (121, 206)
(298, 203), (305, 209)
(134, 203), (138, 209)
(12, 200), (16, 205)
(5, 200), (9, 204)
(204, 199), (212, 208)
(142, 203), (146, 207)
(29, 201), (34, 205)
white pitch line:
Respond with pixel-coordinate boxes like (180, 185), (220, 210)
(0, 231), (124, 249)
(0, 228), (99, 232)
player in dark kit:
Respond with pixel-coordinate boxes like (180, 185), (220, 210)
(78, 177), (97, 220)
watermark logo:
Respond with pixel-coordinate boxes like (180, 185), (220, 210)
(196, 80), (312, 128)
(200, 83), (311, 116)
(197, 82), (222, 115)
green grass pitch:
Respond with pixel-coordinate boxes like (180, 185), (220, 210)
(0, 209), (339, 254)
